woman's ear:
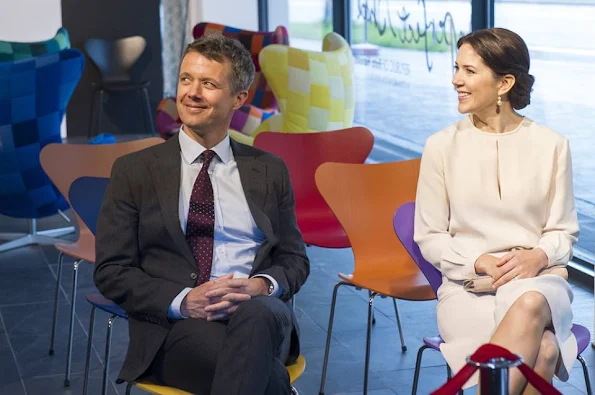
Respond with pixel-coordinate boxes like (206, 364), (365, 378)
(498, 74), (516, 96)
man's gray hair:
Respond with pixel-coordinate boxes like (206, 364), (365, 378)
(182, 34), (255, 94)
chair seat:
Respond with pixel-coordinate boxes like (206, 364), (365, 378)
(99, 80), (150, 92)
(134, 382), (192, 395)
(423, 335), (444, 351)
(338, 272), (435, 301)
(86, 293), (127, 318)
(54, 229), (96, 262)
(572, 323), (590, 354)
(133, 354), (306, 394)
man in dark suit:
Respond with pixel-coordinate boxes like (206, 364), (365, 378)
(94, 34), (309, 395)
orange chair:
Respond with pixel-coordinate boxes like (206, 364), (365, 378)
(40, 137), (164, 386)
(315, 159), (435, 395)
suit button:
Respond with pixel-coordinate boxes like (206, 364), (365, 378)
(190, 273), (197, 280)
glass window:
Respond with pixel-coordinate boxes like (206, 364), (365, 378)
(350, 0), (470, 162)
(495, 0), (595, 262)
(287, 0), (333, 50)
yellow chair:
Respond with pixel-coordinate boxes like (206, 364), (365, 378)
(127, 354), (306, 394)
(247, 32), (354, 145)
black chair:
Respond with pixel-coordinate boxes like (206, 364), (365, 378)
(85, 36), (156, 137)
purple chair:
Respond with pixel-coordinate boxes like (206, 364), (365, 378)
(393, 201), (592, 395)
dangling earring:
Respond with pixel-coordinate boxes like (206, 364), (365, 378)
(496, 95), (502, 114)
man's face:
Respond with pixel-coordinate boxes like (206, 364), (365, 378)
(176, 51), (246, 135)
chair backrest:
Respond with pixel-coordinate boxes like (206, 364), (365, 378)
(192, 22), (289, 110)
(68, 177), (110, 235)
(40, 137), (163, 236)
(84, 36), (146, 83)
(0, 48), (84, 219)
(0, 27), (71, 62)
(315, 159), (422, 278)
(253, 127), (374, 247)
(255, 32), (354, 135)
(393, 202), (442, 297)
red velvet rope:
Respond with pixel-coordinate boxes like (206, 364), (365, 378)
(431, 344), (561, 395)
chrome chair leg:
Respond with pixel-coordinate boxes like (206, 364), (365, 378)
(392, 298), (407, 352)
(369, 290), (376, 325)
(82, 305), (96, 395)
(64, 259), (81, 387)
(319, 281), (350, 395)
(363, 292), (379, 395)
(578, 355), (593, 395)
(49, 251), (64, 355)
(102, 315), (118, 395)
(411, 345), (429, 395)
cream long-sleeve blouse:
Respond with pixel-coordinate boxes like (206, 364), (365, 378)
(414, 116), (580, 281)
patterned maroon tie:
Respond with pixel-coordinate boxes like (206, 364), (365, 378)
(186, 149), (216, 285)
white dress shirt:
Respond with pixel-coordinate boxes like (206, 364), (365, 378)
(169, 129), (280, 319)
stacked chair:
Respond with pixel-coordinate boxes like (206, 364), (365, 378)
(40, 138), (164, 390)
(0, 42), (83, 253)
(315, 159), (435, 395)
(156, 22), (289, 143)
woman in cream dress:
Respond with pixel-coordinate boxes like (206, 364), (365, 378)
(414, 28), (579, 394)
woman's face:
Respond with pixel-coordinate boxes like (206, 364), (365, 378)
(452, 43), (502, 117)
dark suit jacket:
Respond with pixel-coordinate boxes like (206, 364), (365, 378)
(94, 134), (310, 382)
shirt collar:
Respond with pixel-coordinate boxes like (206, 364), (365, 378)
(178, 126), (233, 165)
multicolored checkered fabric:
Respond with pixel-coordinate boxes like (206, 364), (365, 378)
(0, 48), (84, 218)
(253, 32), (355, 138)
(0, 28), (71, 62)
(192, 22), (289, 111)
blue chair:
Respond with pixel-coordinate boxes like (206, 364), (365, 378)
(67, 176), (128, 395)
(0, 27), (71, 61)
(393, 202), (593, 395)
(0, 48), (84, 252)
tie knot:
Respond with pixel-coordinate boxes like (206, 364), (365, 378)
(201, 150), (216, 167)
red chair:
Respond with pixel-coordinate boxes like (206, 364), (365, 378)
(253, 127), (374, 248)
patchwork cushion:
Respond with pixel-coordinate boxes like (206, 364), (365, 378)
(230, 104), (276, 136)
(0, 49), (84, 218)
(0, 28), (71, 62)
(155, 97), (181, 140)
(253, 32), (354, 137)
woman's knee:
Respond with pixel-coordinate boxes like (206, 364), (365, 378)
(510, 291), (551, 321)
(538, 330), (559, 366)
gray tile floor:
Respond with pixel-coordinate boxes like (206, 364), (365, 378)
(1, 213), (594, 395)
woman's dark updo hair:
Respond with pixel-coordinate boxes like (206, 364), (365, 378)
(457, 28), (535, 110)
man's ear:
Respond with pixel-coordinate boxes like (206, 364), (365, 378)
(232, 90), (249, 111)
(498, 74), (516, 96)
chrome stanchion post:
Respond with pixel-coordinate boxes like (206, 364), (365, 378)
(466, 354), (523, 395)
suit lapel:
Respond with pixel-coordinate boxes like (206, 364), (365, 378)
(232, 140), (276, 243)
(149, 135), (196, 269)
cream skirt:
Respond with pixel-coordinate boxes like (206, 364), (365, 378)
(436, 275), (576, 389)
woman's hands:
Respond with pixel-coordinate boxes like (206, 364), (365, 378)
(474, 248), (548, 289)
